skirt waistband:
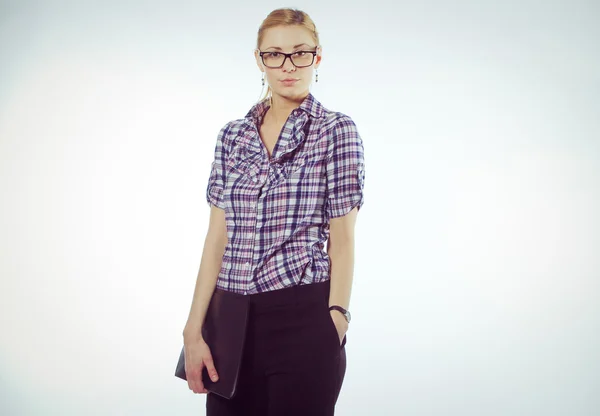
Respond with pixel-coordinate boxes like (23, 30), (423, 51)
(245, 279), (330, 312)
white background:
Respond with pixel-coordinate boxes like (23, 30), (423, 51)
(1, 1), (598, 415)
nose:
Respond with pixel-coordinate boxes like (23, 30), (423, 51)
(282, 55), (296, 72)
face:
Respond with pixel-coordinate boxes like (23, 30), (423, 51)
(255, 25), (322, 102)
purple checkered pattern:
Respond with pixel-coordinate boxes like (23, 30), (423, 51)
(206, 93), (365, 294)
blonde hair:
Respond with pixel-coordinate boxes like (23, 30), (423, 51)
(256, 8), (320, 103)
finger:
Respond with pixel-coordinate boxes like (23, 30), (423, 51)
(186, 366), (198, 393)
(187, 363), (204, 394)
(203, 356), (219, 382)
(195, 376), (206, 394)
(183, 350), (197, 392)
(194, 366), (207, 393)
(196, 380), (209, 394)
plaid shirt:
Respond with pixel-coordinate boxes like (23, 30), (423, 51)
(206, 93), (365, 295)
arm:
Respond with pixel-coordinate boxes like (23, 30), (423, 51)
(183, 122), (230, 339)
(182, 205), (228, 341)
(324, 114), (366, 334)
(182, 124), (231, 393)
(327, 207), (358, 327)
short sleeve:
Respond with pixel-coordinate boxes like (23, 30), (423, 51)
(206, 123), (230, 209)
(325, 115), (366, 219)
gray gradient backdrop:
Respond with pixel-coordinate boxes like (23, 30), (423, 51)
(1, 1), (599, 415)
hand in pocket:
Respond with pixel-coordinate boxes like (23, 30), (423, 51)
(329, 310), (349, 346)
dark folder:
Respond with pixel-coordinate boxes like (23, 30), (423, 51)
(175, 288), (250, 399)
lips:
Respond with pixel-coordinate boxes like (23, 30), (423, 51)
(281, 79), (298, 82)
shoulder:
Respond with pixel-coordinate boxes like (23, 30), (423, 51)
(318, 109), (362, 152)
(215, 118), (247, 152)
(318, 107), (360, 138)
(222, 117), (247, 131)
(308, 93), (357, 130)
(315, 108), (364, 166)
(218, 118), (246, 136)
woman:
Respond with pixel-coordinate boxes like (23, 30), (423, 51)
(182, 7), (365, 416)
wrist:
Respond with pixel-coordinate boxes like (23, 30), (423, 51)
(330, 311), (349, 332)
(183, 325), (203, 341)
(329, 305), (351, 323)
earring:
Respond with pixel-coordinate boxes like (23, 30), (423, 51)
(315, 69), (319, 83)
(261, 72), (265, 86)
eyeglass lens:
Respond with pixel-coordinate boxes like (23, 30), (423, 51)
(262, 51), (314, 68)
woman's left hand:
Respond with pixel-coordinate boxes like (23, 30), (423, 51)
(330, 310), (349, 345)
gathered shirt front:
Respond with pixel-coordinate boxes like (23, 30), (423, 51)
(206, 93), (365, 295)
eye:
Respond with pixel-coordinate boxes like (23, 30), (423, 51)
(293, 51), (306, 57)
(266, 52), (280, 58)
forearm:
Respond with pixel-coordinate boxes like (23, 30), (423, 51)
(327, 239), (355, 310)
(182, 234), (227, 340)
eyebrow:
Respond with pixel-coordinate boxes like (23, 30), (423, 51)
(264, 43), (312, 51)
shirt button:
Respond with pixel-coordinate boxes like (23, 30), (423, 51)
(245, 262), (250, 268)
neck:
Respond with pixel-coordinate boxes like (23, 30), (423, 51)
(268, 92), (308, 124)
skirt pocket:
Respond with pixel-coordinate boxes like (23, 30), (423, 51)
(322, 303), (345, 350)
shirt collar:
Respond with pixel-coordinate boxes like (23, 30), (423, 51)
(244, 92), (325, 123)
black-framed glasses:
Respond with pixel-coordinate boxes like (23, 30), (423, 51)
(258, 49), (318, 68)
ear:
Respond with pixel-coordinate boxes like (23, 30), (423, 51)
(254, 49), (265, 72)
(315, 46), (322, 69)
